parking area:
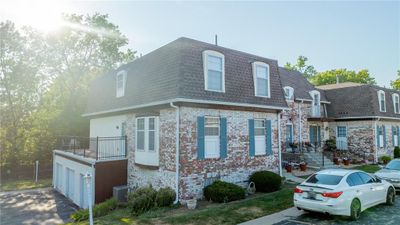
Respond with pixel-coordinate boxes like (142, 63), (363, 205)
(0, 188), (78, 225)
(273, 196), (400, 225)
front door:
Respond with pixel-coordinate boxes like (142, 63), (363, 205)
(336, 126), (348, 150)
(309, 126), (321, 147)
(286, 124), (293, 148)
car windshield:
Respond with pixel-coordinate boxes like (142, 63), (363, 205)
(385, 160), (400, 170)
(305, 174), (343, 185)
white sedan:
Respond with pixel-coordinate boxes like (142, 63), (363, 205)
(375, 159), (400, 191)
(294, 169), (395, 220)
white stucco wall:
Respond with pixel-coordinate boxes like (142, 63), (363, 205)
(90, 115), (127, 137)
(53, 151), (95, 208)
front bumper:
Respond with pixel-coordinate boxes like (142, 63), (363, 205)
(294, 195), (350, 216)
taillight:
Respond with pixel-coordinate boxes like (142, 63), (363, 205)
(322, 191), (343, 198)
(294, 187), (303, 193)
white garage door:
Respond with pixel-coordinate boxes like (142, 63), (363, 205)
(66, 168), (75, 199)
(80, 174), (88, 208)
(56, 163), (63, 190)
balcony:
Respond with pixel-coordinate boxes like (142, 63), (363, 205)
(56, 136), (127, 161)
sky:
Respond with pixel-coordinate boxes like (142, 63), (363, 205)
(1, 0), (399, 87)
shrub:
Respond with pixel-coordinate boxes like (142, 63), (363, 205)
(70, 198), (118, 222)
(394, 147), (400, 158)
(249, 171), (282, 193)
(155, 187), (176, 207)
(203, 180), (245, 203)
(127, 186), (157, 215)
(380, 155), (392, 163)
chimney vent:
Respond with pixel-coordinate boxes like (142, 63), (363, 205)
(215, 34), (218, 46)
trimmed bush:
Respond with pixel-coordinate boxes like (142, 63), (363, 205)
(380, 155), (392, 164)
(127, 186), (157, 215)
(155, 187), (176, 207)
(249, 171), (282, 193)
(203, 180), (245, 203)
(70, 198), (118, 222)
(394, 147), (400, 159)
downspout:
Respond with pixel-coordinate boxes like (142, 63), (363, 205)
(374, 118), (380, 164)
(277, 111), (282, 177)
(170, 102), (180, 204)
(298, 100), (304, 150)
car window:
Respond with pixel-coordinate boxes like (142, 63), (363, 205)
(357, 172), (374, 184)
(305, 174), (343, 185)
(385, 160), (400, 170)
(346, 173), (364, 186)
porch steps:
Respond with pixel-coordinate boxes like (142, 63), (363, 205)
(303, 152), (338, 169)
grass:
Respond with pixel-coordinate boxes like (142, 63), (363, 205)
(68, 185), (295, 225)
(351, 164), (381, 173)
(0, 178), (52, 192)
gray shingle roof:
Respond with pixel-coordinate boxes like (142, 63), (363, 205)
(278, 67), (328, 102)
(84, 37), (288, 116)
(321, 83), (400, 119)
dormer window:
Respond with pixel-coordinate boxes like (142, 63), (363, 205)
(253, 62), (270, 98)
(309, 90), (321, 117)
(378, 90), (386, 112)
(393, 93), (400, 114)
(283, 86), (294, 100)
(116, 70), (127, 98)
(203, 50), (225, 92)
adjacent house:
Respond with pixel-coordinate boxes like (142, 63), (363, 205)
(52, 37), (400, 207)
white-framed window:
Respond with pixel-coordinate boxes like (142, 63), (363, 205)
(393, 93), (400, 114)
(203, 50), (225, 92)
(393, 126), (399, 147)
(135, 116), (159, 166)
(204, 116), (220, 158)
(378, 126), (384, 148)
(253, 62), (270, 97)
(116, 70), (127, 98)
(254, 119), (266, 155)
(283, 86), (294, 100)
(378, 90), (386, 112)
(309, 90), (321, 117)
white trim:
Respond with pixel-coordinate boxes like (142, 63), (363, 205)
(204, 116), (220, 159)
(378, 90), (386, 112)
(252, 61), (271, 98)
(82, 98), (289, 117)
(295, 98), (330, 104)
(277, 113), (282, 177)
(203, 50), (225, 93)
(283, 86), (294, 101)
(116, 70), (127, 98)
(335, 116), (400, 121)
(393, 93), (400, 114)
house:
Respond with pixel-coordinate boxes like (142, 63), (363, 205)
(54, 37), (289, 204)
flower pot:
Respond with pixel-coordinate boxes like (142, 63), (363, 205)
(343, 159), (350, 166)
(300, 164), (307, 171)
(187, 199), (197, 210)
(285, 165), (292, 173)
(333, 158), (339, 165)
(383, 159), (389, 164)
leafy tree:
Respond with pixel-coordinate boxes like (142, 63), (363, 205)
(391, 70), (400, 90)
(310, 69), (376, 86)
(284, 56), (317, 79)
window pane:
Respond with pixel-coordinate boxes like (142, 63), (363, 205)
(254, 120), (265, 128)
(208, 70), (222, 90)
(149, 118), (155, 130)
(305, 174), (343, 185)
(208, 55), (222, 71)
(137, 131), (145, 150)
(255, 128), (265, 136)
(148, 131), (155, 151)
(205, 117), (219, 125)
(256, 65), (267, 79)
(205, 127), (219, 136)
(347, 173), (364, 186)
(257, 78), (268, 96)
(357, 172), (374, 184)
(137, 118), (145, 130)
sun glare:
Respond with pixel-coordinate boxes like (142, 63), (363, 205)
(1, 0), (67, 32)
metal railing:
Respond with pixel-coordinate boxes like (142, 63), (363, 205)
(57, 136), (127, 160)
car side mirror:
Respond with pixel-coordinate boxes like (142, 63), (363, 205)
(374, 177), (382, 183)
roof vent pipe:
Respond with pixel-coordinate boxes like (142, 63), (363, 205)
(215, 34), (218, 46)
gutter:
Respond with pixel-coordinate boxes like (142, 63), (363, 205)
(170, 102), (180, 204)
(277, 112), (282, 177)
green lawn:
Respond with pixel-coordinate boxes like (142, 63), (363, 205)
(0, 178), (52, 192)
(351, 164), (381, 173)
(68, 185), (295, 225)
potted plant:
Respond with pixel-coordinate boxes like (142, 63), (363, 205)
(380, 155), (391, 164)
(186, 197), (197, 210)
(333, 157), (340, 165)
(285, 163), (293, 173)
(299, 162), (307, 171)
(290, 142), (299, 153)
(342, 157), (350, 166)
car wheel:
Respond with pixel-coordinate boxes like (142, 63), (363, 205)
(386, 187), (395, 205)
(350, 199), (361, 220)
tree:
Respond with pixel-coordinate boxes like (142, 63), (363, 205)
(391, 70), (400, 90)
(284, 56), (317, 79)
(310, 69), (376, 86)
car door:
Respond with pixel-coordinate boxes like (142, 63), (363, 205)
(358, 172), (386, 206)
(346, 172), (370, 208)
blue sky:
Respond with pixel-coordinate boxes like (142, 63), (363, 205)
(2, 1), (399, 86)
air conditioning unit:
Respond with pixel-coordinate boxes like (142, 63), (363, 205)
(113, 185), (128, 202)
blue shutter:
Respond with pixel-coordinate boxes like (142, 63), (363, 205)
(393, 126), (395, 146)
(249, 119), (255, 157)
(310, 126), (314, 144)
(398, 126), (400, 147)
(376, 125), (380, 148)
(197, 116), (205, 159)
(383, 125), (387, 148)
(317, 126), (321, 146)
(220, 118), (227, 159)
(266, 120), (272, 155)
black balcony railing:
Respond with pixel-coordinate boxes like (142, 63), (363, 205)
(57, 136), (127, 160)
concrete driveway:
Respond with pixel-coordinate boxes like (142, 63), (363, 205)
(0, 188), (78, 225)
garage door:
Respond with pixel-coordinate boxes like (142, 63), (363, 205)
(80, 174), (88, 208)
(56, 163), (63, 190)
(66, 168), (75, 199)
